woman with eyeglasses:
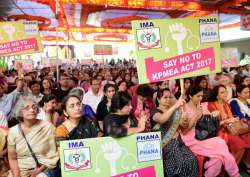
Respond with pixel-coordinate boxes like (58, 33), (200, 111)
(56, 95), (100, 141)
(7, 96), (60, 177)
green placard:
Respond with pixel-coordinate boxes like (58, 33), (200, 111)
(132, 16), (221, 84)
(0, 57), (7, 70)
(59, 132), (163, 177)
(0, 21), (42, 56)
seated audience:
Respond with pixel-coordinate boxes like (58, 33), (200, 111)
(181, 86), (240, 177)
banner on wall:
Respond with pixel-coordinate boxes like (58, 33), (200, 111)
(41, 58), (62, 67)
(60, 132), (164, 177)
(132, 16), (221, 84)
(43, 45), (74, 59)
(221, 48), (239, 68)
(94, 45), (113, 55)
(0, 21), (42, 56)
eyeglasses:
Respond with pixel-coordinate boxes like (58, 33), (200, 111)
(22, 104), (38, 111)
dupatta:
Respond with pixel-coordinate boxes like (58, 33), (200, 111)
(153, 109), (181, 147)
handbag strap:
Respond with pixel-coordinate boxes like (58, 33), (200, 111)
(18, 124), (41, 168)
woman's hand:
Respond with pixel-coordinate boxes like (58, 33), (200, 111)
(220, 117), (236, 126)
(30, 166), (45, 177)
(0, 149), (7, 157)
(173, 97), (186, 109)
(196, 103), (203, 119)
(137, 112), (147, 132)
(211, 111), (220, 117)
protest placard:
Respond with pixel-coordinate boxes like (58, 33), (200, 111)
(132, 16), (221, 84)
(221, 48), (239, 68)
(0, 21), (42, 56)
(0, 57), (8, 70)
(14, 59), (34, 71)
(59, 132), (164, 177)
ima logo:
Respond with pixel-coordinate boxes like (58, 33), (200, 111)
(140, 22), (154, 28)
(64, 147), (91, 171)
(136, 26), (161, 50)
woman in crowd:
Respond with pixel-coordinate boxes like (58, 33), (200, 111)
(181, 86), (240, 177)
(153, 80), (169, 105)
(56, 94), (100, 140)
(117, 80), (128, 92)
(230, 84), (250, 120)
(151, 88), (198, 177)
(218, 73), (235, 100)
(37, 94), (60, 127)
(173, 78), (192, 100)
(8, 97), (60, 177)
(208, 85), (250, 166)
(96, 84), (116, 130)
(131, 84), (154, 132)
(69, 87), (96, 119)
(124, 73), (134, 89)
(229, 84), (250, 172)
(194, 76), (210, 102)
(40, 78), (54, 96)
(240, 75), (250, 86)
(114, 75), (123, 84)
(131, 70), (138, 85)
(104, 91), (146, 137)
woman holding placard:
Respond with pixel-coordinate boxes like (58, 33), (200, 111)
(150, 88), (198, 177)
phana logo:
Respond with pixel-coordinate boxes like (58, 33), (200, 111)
(136, 27), (161, 50)
(64, 147), (91, 171)
(136, 134), (161, 162)
(199, 17), (219, 43)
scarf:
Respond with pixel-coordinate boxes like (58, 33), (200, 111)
(230, 98), (250, 117)
(153, 109), (181, 147)
(214, 101), (233, 121)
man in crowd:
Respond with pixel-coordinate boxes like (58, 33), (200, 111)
(53, 73), (71, 103)
(83, 77), (103, 113)
(0, 78), (25, 120)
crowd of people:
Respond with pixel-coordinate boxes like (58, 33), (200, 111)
(0, 61), (250, 177)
